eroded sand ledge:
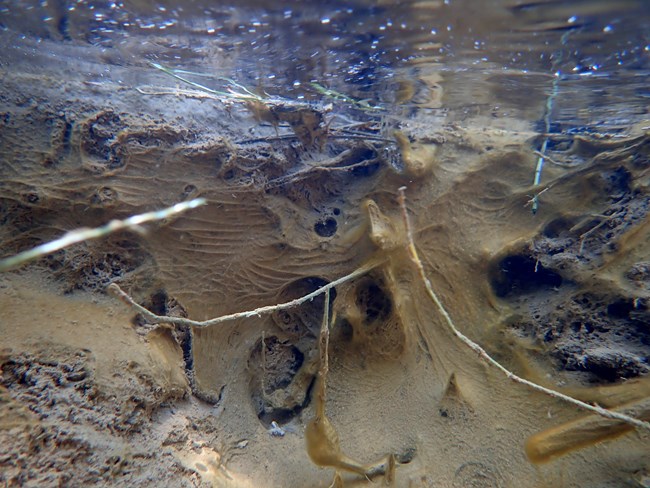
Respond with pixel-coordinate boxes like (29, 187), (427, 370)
(1, 38), (649, 487)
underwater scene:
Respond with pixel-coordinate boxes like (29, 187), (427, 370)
(0, 0), (649, 486)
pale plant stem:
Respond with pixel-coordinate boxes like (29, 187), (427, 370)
(317, 289), (331, 418)
(108, 261), (379, 329)
(0, 198), (207, 272)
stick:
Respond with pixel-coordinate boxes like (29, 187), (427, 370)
(397, 186), (650, 432)
(577, 214), (616, 256)
(235, 133), (395, 145)
(0, 198), (207, 272)
(531, 29), (572, 214)
(108, 261), (379, 329)
(319, 289), (331, 400)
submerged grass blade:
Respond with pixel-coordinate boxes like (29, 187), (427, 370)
(149, 62), (263, 101)
(310, 82), (384, 112)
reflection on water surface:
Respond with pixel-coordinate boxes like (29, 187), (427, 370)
(1, 0), (648, 127)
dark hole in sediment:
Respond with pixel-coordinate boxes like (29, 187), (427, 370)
(356, 279), (393, 324)
(336, 318), (354, 342)
(272, 276), (336, 337)
(351, 160), (381, 178)
(249, 336), (313, 427)
(335, 145), (381, 178)
(607, 299), (633, 319)
(314, 217), (337, 237)
(603, 166), (632, 197)
(148, 290), (168, 315)
(490, 254), (563, 298)
(257, 376), (316, 427)
(571, 353), (645, 383)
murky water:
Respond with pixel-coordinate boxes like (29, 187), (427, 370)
(1, 2), (649, 487)
(1, 0), (648, 126)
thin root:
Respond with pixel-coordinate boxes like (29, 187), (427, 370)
(107, 260), (381, 329)
(397, 186), (650, 433)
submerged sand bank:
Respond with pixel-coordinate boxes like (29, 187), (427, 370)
(1, 31), (649, 487)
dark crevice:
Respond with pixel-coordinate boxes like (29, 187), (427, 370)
(356, 280), (393, 324)
(272, 276), (336, 337)
(314, 217), (337, 237)
(607, 299), (633, 319)
(490, 254), (563, 298)
(258, 376), (316, 427)
(249, 336), (313, 427)
(351, 160), (381, 178)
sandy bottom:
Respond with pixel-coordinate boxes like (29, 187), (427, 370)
(1, 51), (649, 487)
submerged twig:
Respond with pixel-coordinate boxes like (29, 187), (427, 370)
(108, 261), (380, 329)
(235, 133), (395, 145)
(305, 287), (390, 481)
(524, 187), (550, 208)
(235, 134), (298, 144)
(0, 198), (207, 272)
(317, 289), (331, 407)
(397, 186), (650, 432)
(135, 86), (223, 100)
(577, 215), (616, 256)
(532, 150), (574, 168)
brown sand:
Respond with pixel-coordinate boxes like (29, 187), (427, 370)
(1, 39), (649, 487)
